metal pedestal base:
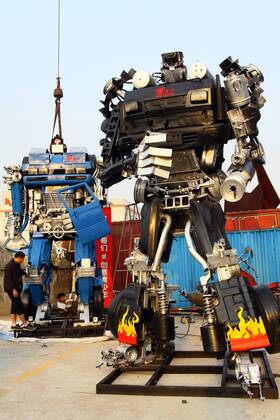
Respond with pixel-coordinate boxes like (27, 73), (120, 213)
(13, 317), (106, 338)
(96, 350), (278, 399)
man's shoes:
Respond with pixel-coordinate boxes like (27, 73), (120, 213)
(10, 323), (36, 332)
(22, 323), (36, 331)
(14, 322), (37, 332)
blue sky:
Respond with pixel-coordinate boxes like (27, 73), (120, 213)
(0, 0), (279, 201)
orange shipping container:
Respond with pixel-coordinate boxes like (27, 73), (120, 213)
(225, 209), (280, 232)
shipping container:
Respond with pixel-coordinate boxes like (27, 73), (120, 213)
(111, 220), (141, 294)
(225, 209), (280, 232)
(110, 213), (280, 308)
(163, 229), (280, 308)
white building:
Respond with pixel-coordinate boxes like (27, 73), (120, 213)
(109, 198), (139, 222)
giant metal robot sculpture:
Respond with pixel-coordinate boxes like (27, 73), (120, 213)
(3, 79), (110, 323)
(98, 52), (280, 397)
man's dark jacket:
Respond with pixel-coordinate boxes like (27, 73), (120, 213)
(4, 259), (24, 293)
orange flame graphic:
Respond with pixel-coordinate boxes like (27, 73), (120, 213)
(118, 307), (139, 345)
(227, 307), (270, 351)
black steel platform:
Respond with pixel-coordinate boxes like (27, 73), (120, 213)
(96, 350), (278, 399)
(13, 317), (106, 338)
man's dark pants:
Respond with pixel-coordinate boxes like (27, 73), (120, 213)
(7, 291), (24, 315)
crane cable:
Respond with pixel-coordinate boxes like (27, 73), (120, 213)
(57, 0), (61, 79)
(51, 0), (63, 141)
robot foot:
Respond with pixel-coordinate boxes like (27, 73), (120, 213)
(101, 344), (140, 368)
(231, 352), (265, 400)
(101, 340), (175, 368)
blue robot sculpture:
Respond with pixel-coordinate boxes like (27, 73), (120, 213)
(3, 79), (110, 323)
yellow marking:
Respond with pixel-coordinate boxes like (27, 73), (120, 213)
(15, 346), (83, 383)
(118, 306), (139, 337)
(227, 307), (267, 340)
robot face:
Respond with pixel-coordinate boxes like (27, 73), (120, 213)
(50, 135), (65, 154)
(161, 51), (187, 83)
(51, 144), (64, 154)
(161, 51), (184, 70)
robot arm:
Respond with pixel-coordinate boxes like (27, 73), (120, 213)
(99, 67), (166, 188)
(3, 165), (29, 250)
(99, 69), (140, 188)
(219, 57), (266, 202)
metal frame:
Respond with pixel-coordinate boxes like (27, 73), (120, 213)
(96, 350), (278, 399)
(13, 317), (106, 339)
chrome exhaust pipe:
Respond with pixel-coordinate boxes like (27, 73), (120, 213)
(184, 220), (208, 272)
(151, 214), (172, 272)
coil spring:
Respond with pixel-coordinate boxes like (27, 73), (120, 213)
(202, 288), (215, 321)
(157, 287), (168, 315)
(5, 214), (15, 233)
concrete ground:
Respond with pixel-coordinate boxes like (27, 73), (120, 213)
(0, 316), (280, 420)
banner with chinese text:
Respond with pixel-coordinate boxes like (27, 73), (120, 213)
(96, 207), (113, 308)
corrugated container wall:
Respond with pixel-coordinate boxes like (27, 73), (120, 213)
(111, 221), (141, 293)
(225, 209), (280, 231)
(163, 229), (280, 308)
(111, 211), (280, 308)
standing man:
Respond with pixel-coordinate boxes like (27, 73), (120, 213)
(4, 251), (34, 330)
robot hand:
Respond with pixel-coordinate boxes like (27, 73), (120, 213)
(220, 139), (265, 202)
(220, 159), (254, 202)
(220, 57), (266, 202)
(3, 228), (29, 251)
(3, 165), (22, 185)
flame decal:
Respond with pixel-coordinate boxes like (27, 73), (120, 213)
(227, 307), (270, 351)
(118, 306), (139, 345)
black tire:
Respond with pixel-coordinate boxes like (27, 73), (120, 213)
(92, 286), (104, 317)
(253, 285), (280, 354)
(107, 284), (142, 338)
(139, 197), (161, 260)
(107, 291), (125, 337)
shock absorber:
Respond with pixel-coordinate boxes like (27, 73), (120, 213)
(154, 278), (175, 348)
(202, 285), (215, 324)
(201, 285), (227, 353)
(157, 279), (168, 315)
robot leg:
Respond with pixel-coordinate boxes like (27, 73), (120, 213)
(73, 237), (103, 323)
(188, 199), (280, 398)
(103, 197), (176, 367)
(25, 234), (52, 322)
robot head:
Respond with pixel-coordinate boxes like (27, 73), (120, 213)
(161, 51), (187, 83)
(50, 135), (67, 154)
